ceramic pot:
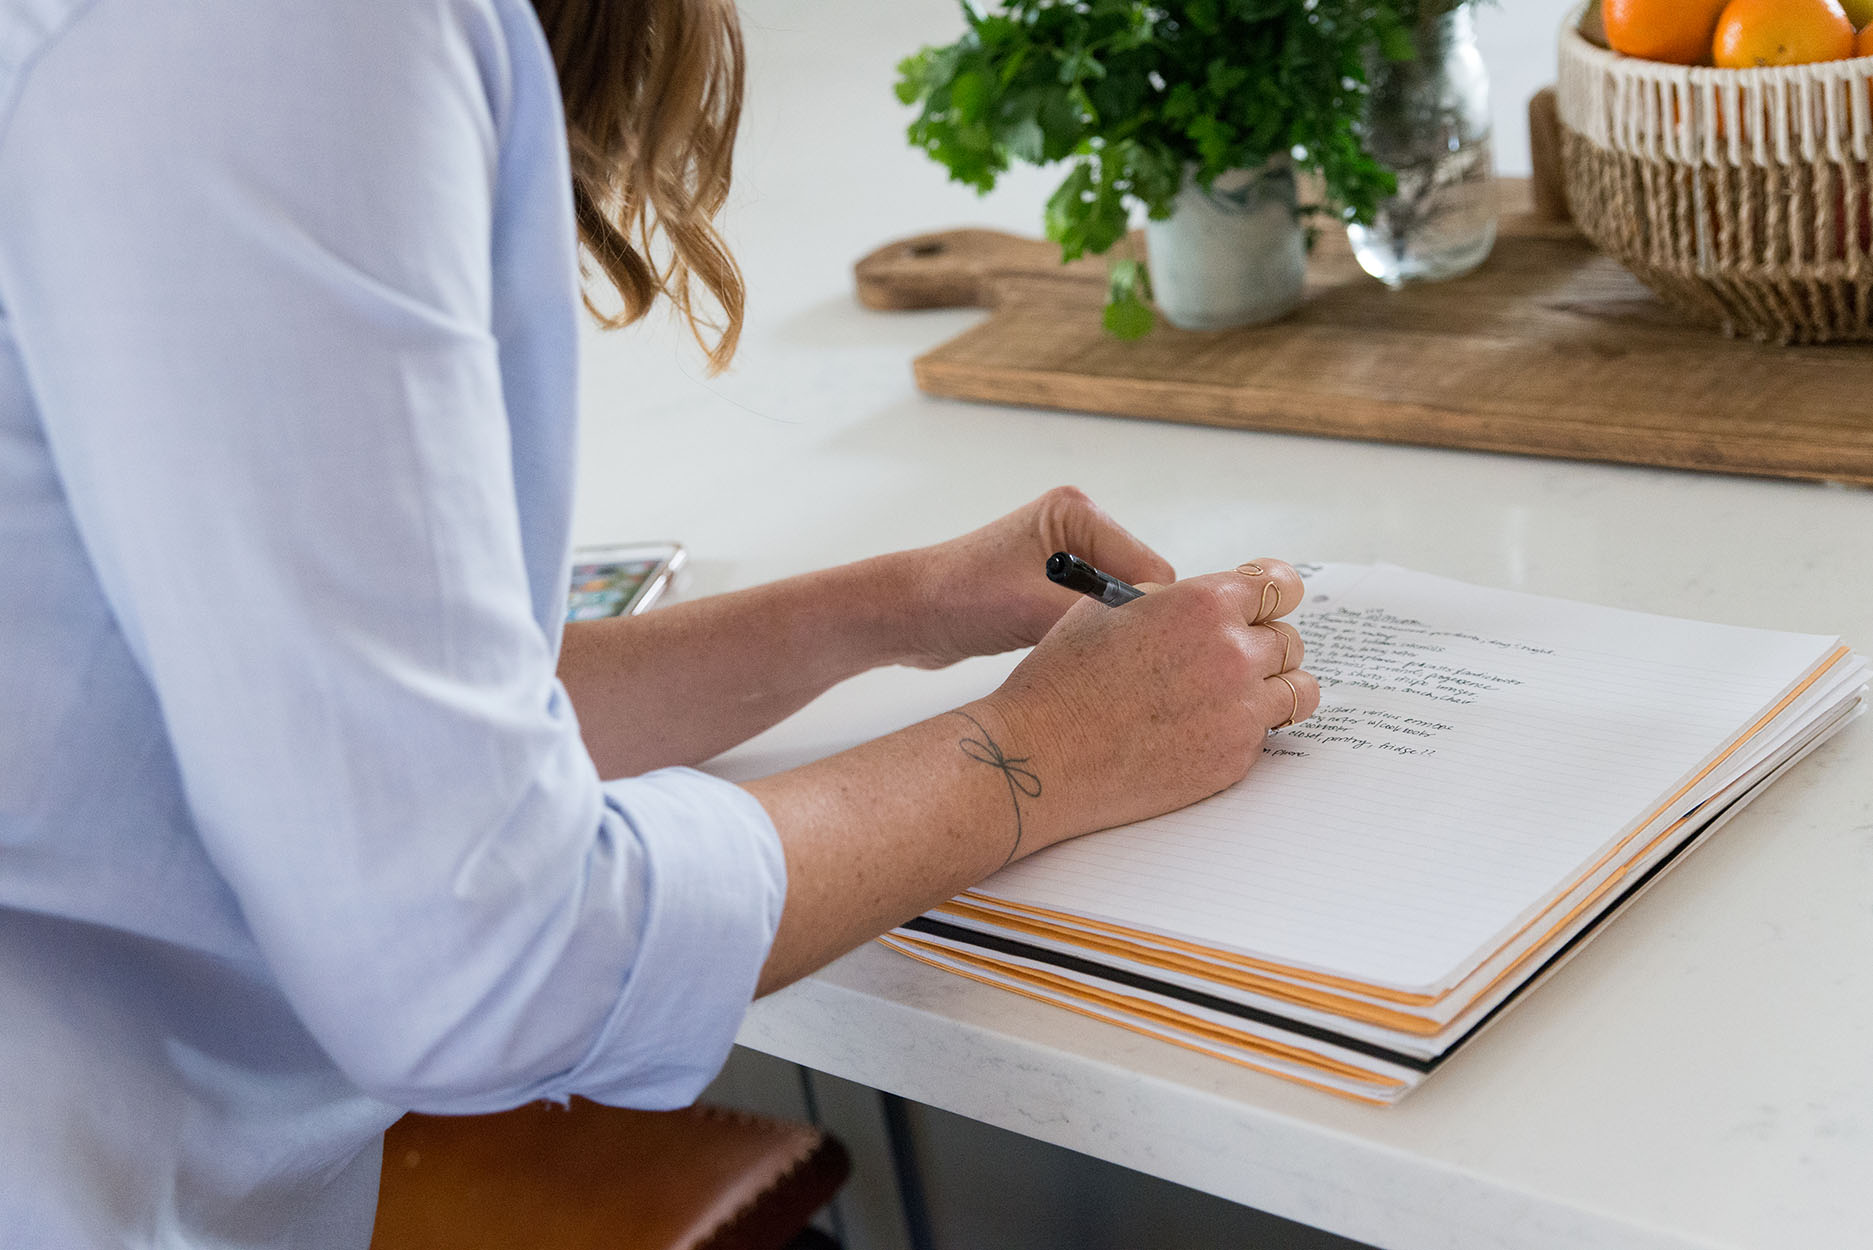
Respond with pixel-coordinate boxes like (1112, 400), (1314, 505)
(1143, 160), (1306, 332)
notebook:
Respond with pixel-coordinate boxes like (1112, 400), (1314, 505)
(880, 564), (1866, 1104)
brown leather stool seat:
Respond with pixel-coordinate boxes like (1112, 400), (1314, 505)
(372, 1097), (850, 1250)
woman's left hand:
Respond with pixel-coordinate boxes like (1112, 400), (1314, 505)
(893, 486), (1176, 669)
(561, 486), (1172, 776)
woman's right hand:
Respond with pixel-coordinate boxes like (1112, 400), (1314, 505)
(972, 559), (1320, 853)
(746, 556), (1320, 994)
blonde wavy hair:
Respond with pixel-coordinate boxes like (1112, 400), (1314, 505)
(531, 0), (746, 372)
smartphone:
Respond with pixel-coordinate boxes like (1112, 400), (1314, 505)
(566, 542), (686, 621)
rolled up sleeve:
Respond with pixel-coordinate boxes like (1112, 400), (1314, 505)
(0, 0), (783, 1113)
(571, 771), (787, 1107)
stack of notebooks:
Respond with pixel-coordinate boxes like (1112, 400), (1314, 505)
(881, 564), (1865, 1105)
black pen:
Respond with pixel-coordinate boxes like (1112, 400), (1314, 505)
(1046, 551), (1144, 606)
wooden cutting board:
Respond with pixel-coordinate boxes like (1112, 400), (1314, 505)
(855, 180), (1873, 487)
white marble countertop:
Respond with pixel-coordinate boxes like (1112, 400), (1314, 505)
(573, 3), (1873, 1246)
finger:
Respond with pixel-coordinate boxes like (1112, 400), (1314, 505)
(1259, 668), (1321, 731)
(1229, 558), (1303, 623)
(1250, 620), (1304, 674)
(1039, 486), (1177, 585)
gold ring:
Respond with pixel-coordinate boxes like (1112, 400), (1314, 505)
(1261, 623), (1293, 671)
(1271, 672), (1300, 730)
(1254, 579), (1281, 623)
(1235, 562), (1265, 577)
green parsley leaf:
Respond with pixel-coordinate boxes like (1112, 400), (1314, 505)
(1103, 296), (1155, 340)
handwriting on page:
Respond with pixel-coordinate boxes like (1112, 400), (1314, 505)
(1303, 605), (1555, 699)
(980, 562), (1838, 990)
(1274, 706), (1453, 758)
(1271, 605), (1556, 759)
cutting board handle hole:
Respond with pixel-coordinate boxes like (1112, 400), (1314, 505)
(907, 240), (946, 258)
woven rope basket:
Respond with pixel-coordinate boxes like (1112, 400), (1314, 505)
(1557, 15), (1873, 343)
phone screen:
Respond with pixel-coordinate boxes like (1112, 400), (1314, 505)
(566, 545), (681, 621)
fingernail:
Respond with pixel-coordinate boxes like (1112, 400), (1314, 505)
(1235, 562), (1265, 577)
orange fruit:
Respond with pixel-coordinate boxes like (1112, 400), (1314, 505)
(1712, 0), (1856, 67)
(1859, 23), (1873, 56)
(1604, 0), (1728, 64)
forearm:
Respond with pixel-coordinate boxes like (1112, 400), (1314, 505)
(559, 486), (1185, 778)
(558, 553), (921, 777)
(742, 698), (1050, 995)
(740, 559), (1321, 995)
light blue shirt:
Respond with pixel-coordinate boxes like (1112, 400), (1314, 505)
(0, 0), (787, 1245)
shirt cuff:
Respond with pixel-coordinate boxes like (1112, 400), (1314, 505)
(562, 766), (786, 1108)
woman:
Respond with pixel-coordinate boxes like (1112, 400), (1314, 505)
(0, 0), (1318, 1245)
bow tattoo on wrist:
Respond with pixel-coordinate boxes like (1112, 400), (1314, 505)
(953, 710), (1043, 866)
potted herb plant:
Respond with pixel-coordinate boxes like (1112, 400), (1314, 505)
(895, 0), (1410, 336)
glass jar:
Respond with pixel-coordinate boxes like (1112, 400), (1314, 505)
(1347, 3), (1497, 286)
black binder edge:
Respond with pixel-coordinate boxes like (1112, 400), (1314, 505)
(902, 784), (1745, 1076)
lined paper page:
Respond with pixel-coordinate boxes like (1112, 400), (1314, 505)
(975, 565), (1841, 993)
